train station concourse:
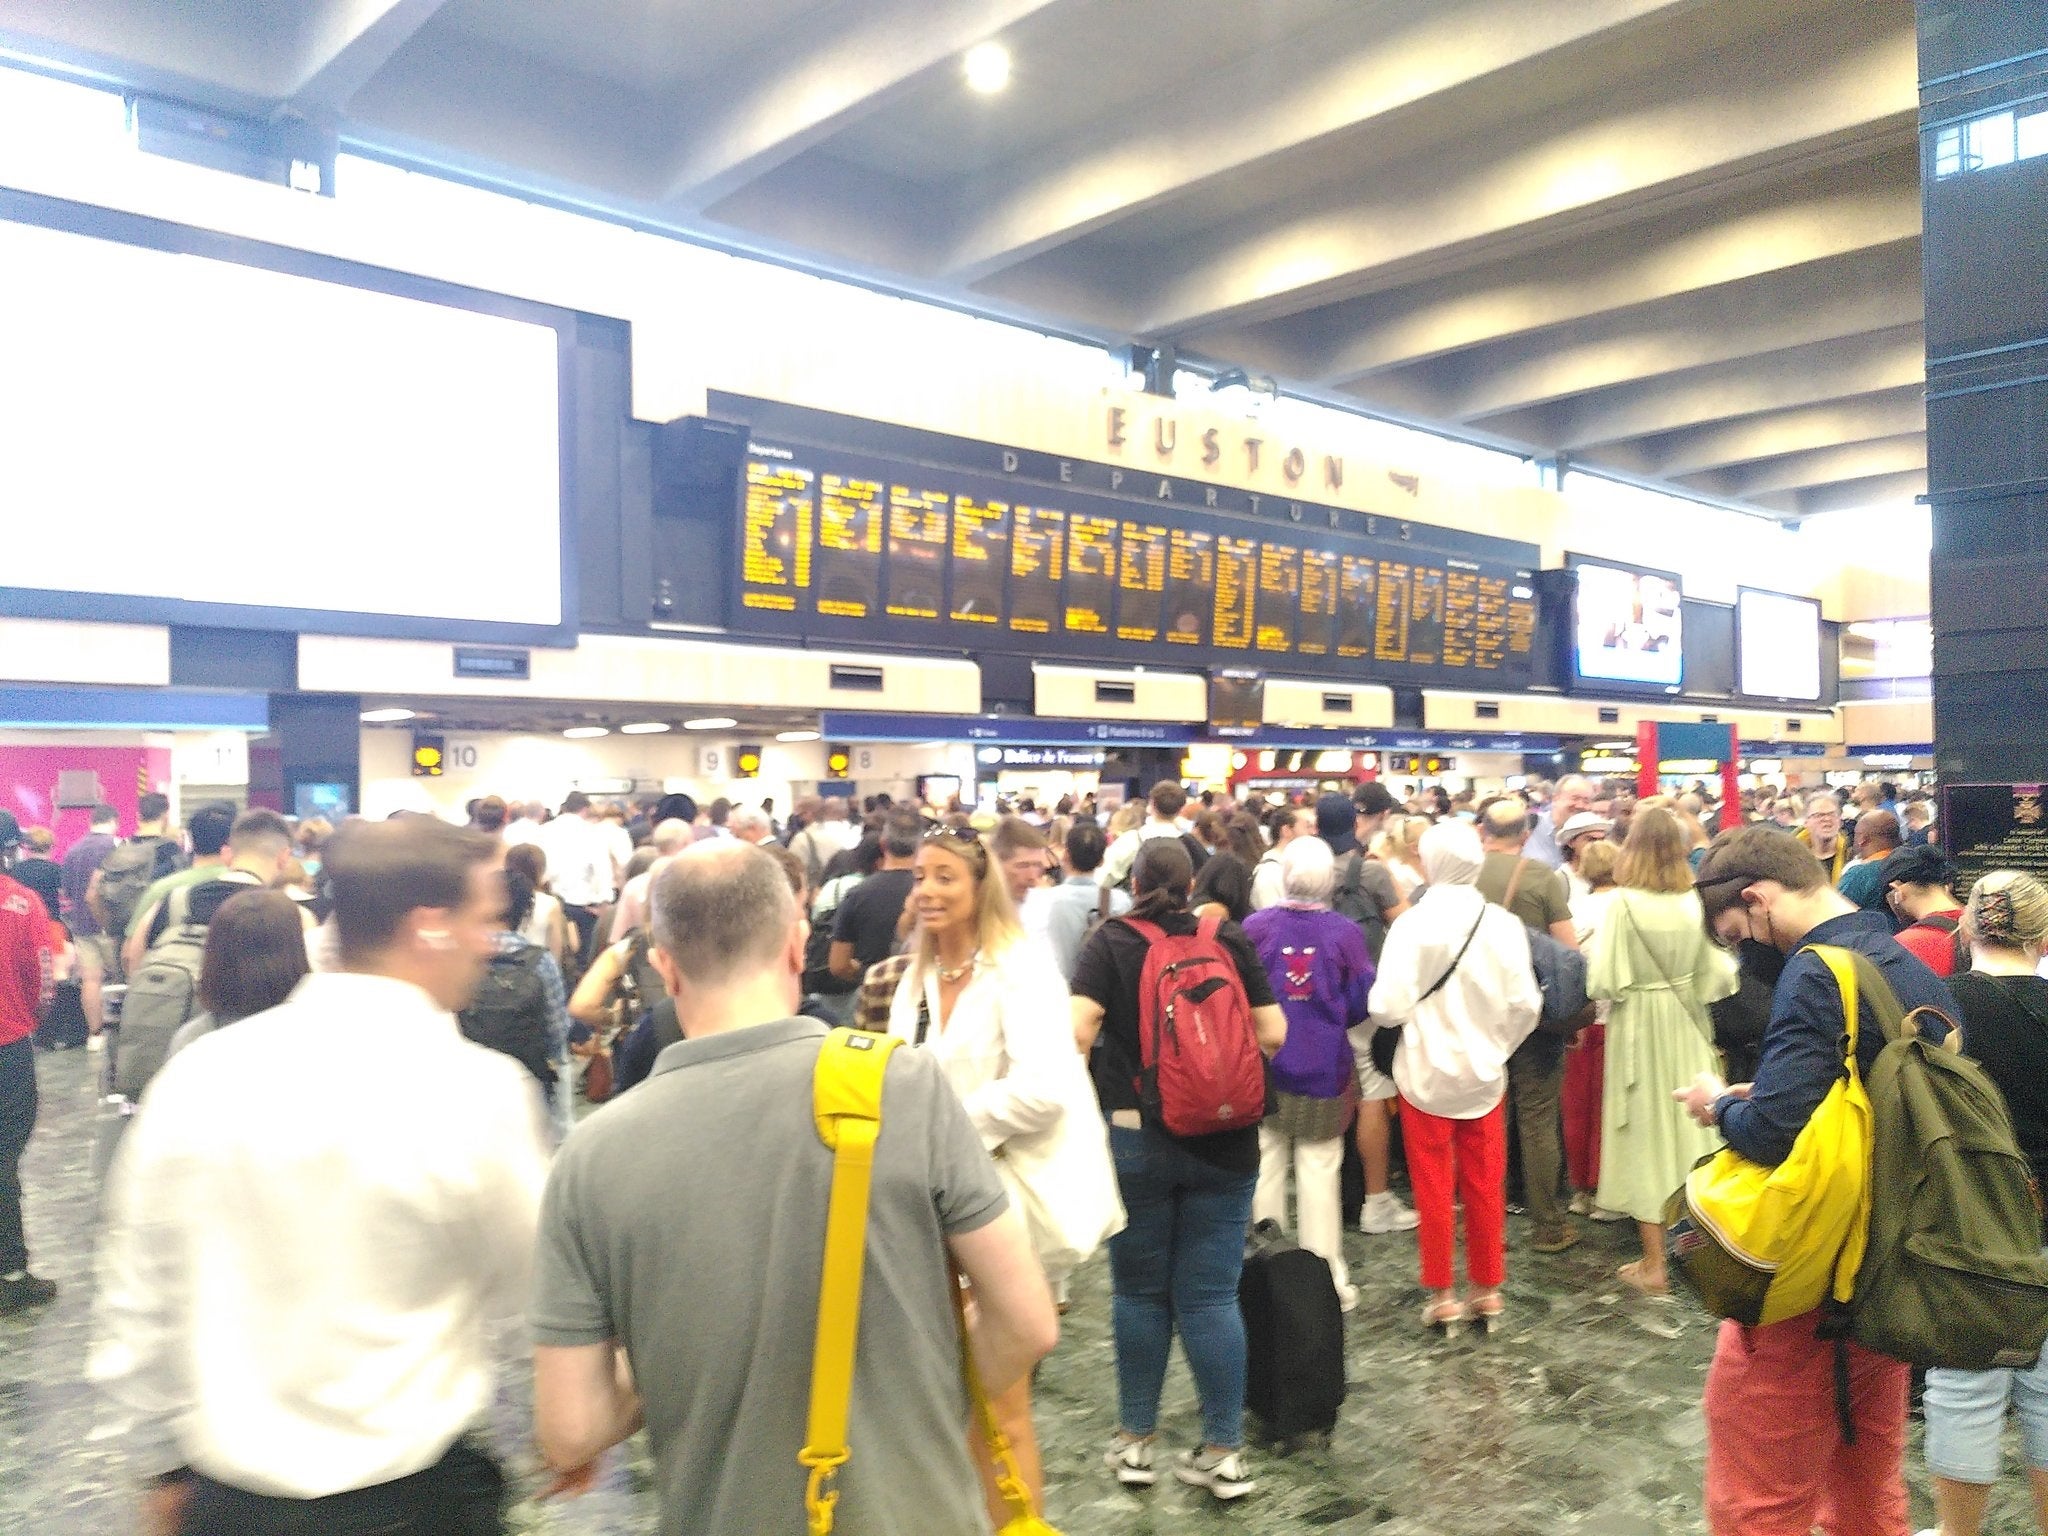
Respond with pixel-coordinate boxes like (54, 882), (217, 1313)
(0, 2), (2045, 1533)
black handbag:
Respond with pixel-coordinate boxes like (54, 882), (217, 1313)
(1369, 906), (1485, 1077)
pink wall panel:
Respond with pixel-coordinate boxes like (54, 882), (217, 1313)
(0, 744), (170, 852)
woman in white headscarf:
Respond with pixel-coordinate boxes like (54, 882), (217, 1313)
(1359, 821), (1542, 1334)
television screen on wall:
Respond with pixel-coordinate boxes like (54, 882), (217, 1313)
(1736, 587), (1823, 701)
(1567, 554), (1683, 691)
(0, 191), (575, 645)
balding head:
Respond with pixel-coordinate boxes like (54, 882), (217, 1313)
(649, 842), (801, 1001)
(1480, 799), (1531, 850)
(652, 818), (694, 854)
(1551, 776), (1593, 826)
(1855, 809), (1902, 856)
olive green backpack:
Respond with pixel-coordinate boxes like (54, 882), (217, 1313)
(1847, 950), (2048, 1371)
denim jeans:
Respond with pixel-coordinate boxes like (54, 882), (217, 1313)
(1105, 1123), (1256, 1449)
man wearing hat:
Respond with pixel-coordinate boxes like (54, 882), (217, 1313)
(0, 809), (58, 1314)
(1883, 844), (1967, 978)
(1557, 812), (1612, 905)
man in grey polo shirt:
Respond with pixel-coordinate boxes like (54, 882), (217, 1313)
(530, 843), (1057, 1535)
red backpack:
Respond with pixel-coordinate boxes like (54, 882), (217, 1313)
(1124, 915), (1265, 1137)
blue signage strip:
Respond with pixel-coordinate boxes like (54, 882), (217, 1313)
(0, 686), (270, 731)
(821, 712), (1200, 747)
(821, 712), (1560, 754)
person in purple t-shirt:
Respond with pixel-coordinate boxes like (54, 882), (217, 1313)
(61, 806), (119, 941)
(1242, 835), (1376, 1313)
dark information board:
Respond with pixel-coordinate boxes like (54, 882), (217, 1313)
(730, 435), (1540, 685)
(1943, 783), (2048, 899)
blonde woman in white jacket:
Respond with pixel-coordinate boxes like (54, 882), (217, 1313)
(880, 824), (1075, 1525)
(1359, 820), (1542, 1335)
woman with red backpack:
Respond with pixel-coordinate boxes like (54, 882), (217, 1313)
(1071, 840), (1286, 1502)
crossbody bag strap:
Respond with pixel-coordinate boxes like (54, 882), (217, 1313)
(1502, 857), (1527, 914)
(1416, 905), (1487, 1008)
(801, 1028), (903, 1536)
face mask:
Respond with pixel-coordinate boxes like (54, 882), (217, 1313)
(1738, 938), (1787, 989)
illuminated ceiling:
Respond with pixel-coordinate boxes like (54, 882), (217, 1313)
(0, 0), (1925, 521)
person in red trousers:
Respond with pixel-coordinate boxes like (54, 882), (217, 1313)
(1359, 820), (1540, 1336)
(1682, 827), (1956, 1536)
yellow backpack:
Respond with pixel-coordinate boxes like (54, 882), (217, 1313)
(1663, 945), (1874, 1327)
(801, 1027), (1060, 1536)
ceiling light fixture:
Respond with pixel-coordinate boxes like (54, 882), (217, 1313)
(562, 726), (610, 739)
(619, 721), (672, 735)
(776, 730), (821, 743)
(683, 717), (737, 731)
(360, 707), (416, 723)
(963, 41), (1010, 94)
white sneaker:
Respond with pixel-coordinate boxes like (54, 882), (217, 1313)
(1174, 1448), (1255, 1500)
(1360, 1193), (1420, 1234)
(1103, 1435), (1156, 1486)
(1568, 1190), (1594, 1217)
(86, 1034), (105, 1053)
(1335, 1282), (1360, 1314)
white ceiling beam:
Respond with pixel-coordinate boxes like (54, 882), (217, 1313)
(657, 0), (1062, 211)
(1123, 6), (1914, 336)
(1386, 240), (1925, 423)
(1481, 325), (1926, 453)
(1599, 386), (1926, 478)
(1199, 155), (1920, 386)
(280, 0), (452, 113)
(1678, 433), (1927, 497)
(940, 0), (1692, 284)
(1751, 470), (1929, 518)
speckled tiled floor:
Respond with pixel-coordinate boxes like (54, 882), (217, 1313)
(4, 1045), (2041, 1534)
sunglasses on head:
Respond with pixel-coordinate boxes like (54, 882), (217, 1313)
(922, 825), (988, 863)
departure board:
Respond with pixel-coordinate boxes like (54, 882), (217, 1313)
(1065, 515), (1117, 636)
(1117, 521), (1168, 643)
(1009, 505), (1064, 635)
(951, 494), (1008, 624)
(741, 460), (814, 612)
(729, 437), (1542, 687)
(815, 472), (881, 619)
(885, 482), (947, 620)
(1213, 535), (1257, 651)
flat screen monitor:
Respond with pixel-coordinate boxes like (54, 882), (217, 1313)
(0, 193), (573, 644)
(1567, 555), (1683, 691)
(1210, 668), (1265, 737)
(1736, 587), (1823, 701)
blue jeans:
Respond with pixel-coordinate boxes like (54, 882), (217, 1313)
(1105, 1123), (1256, 1449)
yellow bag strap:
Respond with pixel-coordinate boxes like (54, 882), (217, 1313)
(949, 1277), (1042, 1530)
(801, 1027), (903, 1536)
(1805, 944), (1875, 1307)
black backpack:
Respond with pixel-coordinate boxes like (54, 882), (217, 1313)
(458, 942), (556, 1092)
(96, 835), (184, 942)
(803, 878), (860, 997)
(1331, 850), (1389, 961)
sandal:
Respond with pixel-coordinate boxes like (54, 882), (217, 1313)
(1421, 1296), (1466, 1335)
(1618, 1261), (1671, 1298)
(1467, 1291), (1504, 1336)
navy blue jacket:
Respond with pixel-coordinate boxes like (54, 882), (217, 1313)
(1716, 910), (1957, 1166)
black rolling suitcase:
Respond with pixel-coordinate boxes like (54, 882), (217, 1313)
(35, 978), (89, 1050)
(1239, 1219), (1346, 1443)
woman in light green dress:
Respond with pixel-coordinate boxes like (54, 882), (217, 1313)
(1587, 806), (1738, 1296)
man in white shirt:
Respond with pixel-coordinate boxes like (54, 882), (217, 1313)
(540, 792), (613, 962)
(92, 817), (551, 1536)
(1098, 781), (1197, 890)
(1250, 805), (1315, 911)
(502, 801), (547, 849)
(789, 798), (858, 894)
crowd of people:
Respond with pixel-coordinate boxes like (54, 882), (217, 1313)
(0, 763), (2039, 1536)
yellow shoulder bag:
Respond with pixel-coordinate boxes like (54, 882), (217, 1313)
(803, 1027), (1061, 1536)
(1663, 945), (1875, 1327)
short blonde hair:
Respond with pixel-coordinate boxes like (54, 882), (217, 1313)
(1579, 839), (1620, 891)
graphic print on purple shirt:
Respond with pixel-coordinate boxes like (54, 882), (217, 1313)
(1243, 904), (1373, 1100)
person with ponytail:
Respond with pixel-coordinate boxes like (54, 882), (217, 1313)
(1920, 871), (2048, 1536)
(1071, 839), (1287, 1502)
